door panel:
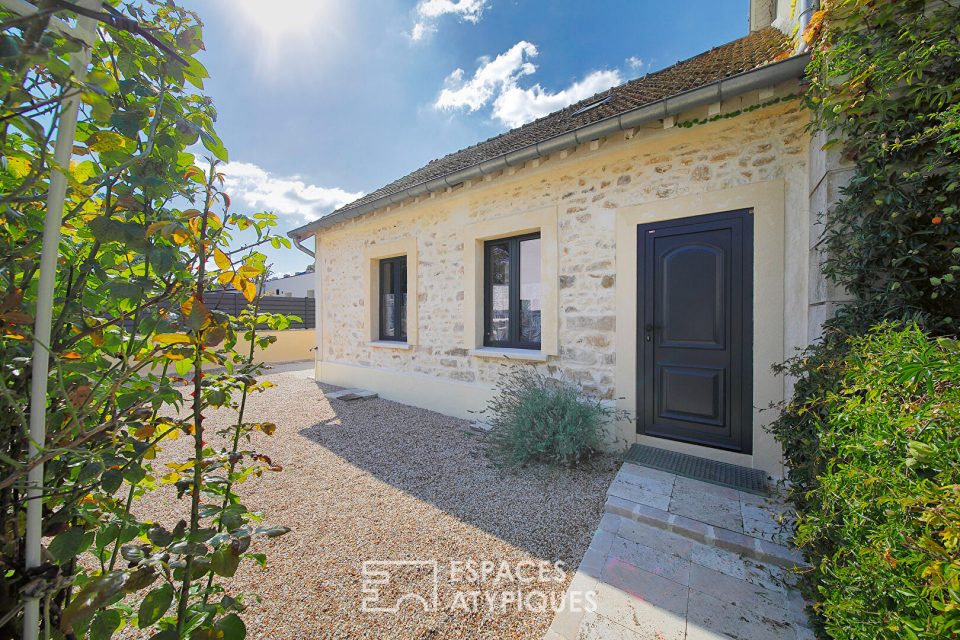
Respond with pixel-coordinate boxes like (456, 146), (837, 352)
(638, 210), (753, 453)
(659, 243), (725, 349)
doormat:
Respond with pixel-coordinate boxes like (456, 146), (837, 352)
(625, 444), (769, 495)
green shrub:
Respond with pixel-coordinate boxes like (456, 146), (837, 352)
(482, 366), (621, 467)
(790, 325), (960, 639)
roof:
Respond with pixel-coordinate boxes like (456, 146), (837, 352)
(295, 27), (794, 236)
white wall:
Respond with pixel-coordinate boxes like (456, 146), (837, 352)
(263, 271), (315, 297)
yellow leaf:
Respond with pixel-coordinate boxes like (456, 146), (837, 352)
(170, 228), (191, 245)
(6, 156), (31, 178)
(217, 272), (234, 286)
(237, 263), (263, 279)
(161, 472), (180, 484)
(145, 221), (172, 236)
(87, 131), (126, 153)
(257, 422), (277, 436)
(71, 160), (97, 184)
(181, 297), (211, 331)
(154, 333), (192, 345)
(134, 424), (156, 439)
(213, 248), (231, 271)
(232, 275), (256, 303)
(62, 351), (82, 360)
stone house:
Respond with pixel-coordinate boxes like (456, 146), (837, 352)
(288, 0), (847, 476)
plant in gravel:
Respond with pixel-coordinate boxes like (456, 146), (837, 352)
(0, 3), (294, 638)
(789, 325), (960, 639)
(482, 365), (624, 467)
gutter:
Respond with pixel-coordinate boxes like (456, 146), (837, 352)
(289, 53), (809, 245)
(292, 234), (315, 258)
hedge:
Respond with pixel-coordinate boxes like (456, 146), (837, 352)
(790, 325), (960, 639)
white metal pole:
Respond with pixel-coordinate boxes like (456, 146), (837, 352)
(18, 2), (101, 639)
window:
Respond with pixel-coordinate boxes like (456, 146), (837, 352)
(484, 233), (541, 349)
(378, 256), (407, 341)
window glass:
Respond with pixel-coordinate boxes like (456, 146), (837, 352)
(379, 257), (407, 341)
(519, 237), (541, 345)
(488, 242), (510, 343)
(483, 233), (540, 349)
(398, 260), (407, 339)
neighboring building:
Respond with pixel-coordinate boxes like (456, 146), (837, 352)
(289, 0), (846, 477)
(262, 270), (315, 298)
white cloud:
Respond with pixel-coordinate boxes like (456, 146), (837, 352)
(212, 161), (363, 223)
(627, 56), (645, 71)
(434, 41), (621, 129)
(436, 41), (538, 111)
(492, 69), (621, 128)
(410, 0), (488, 41)
(410, 21), (435, 41)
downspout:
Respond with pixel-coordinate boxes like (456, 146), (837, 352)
(292, 234), (315, 258)
(10, 2), (101, 639)
(796, 0), (819, 53)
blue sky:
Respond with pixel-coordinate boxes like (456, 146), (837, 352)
(185, 0), (749, 275)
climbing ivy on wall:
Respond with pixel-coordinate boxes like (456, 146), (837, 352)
(806, 0), (960, 330)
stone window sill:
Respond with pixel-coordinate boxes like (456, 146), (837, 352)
(369, 341), (412, 350)
(468, 347), (548, 362)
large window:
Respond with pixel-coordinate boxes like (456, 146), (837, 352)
(484, 233), (541, 349)
(379, 256), (407, 341)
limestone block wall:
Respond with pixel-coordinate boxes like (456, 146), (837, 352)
(311, 90), (811, 473)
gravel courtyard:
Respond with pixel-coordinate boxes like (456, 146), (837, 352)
(129, 364), (619, 639)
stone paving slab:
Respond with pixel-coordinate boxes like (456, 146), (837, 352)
(545, 461), (812, 640)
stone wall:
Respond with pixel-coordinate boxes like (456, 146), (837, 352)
(314, 95), (810, 407)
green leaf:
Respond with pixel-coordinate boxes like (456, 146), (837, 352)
(101, 468), (123, 493)
(211, 542), (240, 577)
(200, 130), (228, 162)
(89, 608), (122, 640)
(61, 572), (127, 630)
(137, 583), (174, 628)
(147, 525), (173, 547)
(49, 526), (92, 563)
(175, 358), (193, 377)
(216, 614), (246, 640)
(111, 109), (145, 139)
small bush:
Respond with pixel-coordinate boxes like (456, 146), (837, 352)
(482, 366), (621, 467)
(790, 325), (960, 639)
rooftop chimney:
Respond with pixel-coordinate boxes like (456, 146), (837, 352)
(750, 0), (777, 31)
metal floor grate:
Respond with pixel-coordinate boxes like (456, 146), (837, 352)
(625, 444), (769, 495)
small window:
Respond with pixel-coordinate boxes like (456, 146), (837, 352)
(379, 256), (407, 341)
(484, 233), (541, 349)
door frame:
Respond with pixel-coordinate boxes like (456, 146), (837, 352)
(636, 209), (754, 454)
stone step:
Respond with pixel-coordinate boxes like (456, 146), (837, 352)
(603, 492), (806, 570)
(326, 387), (378, 401)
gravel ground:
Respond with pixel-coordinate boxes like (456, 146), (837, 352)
(122, 364), (619, 639)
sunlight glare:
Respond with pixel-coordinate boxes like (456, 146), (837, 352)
(226, 0), (334, 49)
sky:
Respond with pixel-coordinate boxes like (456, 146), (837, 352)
(184, 0), (750, 276)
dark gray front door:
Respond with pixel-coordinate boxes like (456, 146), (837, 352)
(637, 210), (753, 453)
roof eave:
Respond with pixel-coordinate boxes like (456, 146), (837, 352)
(289, 53), (809, 240)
